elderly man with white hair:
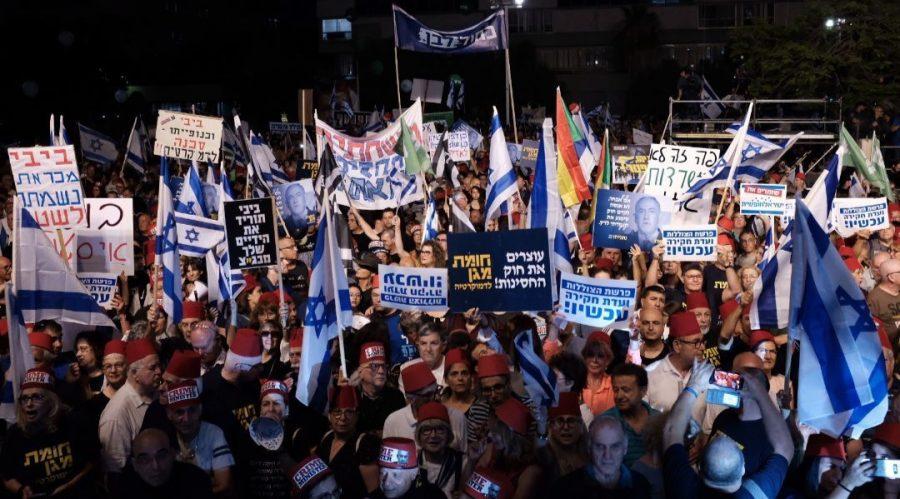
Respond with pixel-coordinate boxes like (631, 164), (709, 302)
(868, 258), (900, 342)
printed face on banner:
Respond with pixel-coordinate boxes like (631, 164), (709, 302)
(739, 184), (787, 216)
(611, 145), (649, 185)
(153, 111), (223, 163)
(9, 145), (86, 231)
(661, 224), (717, 262)
(223, 198), (279, 269)
(378, 265), (448, 312)
(593, 189), (673, 252)
(831, 197), (890, 238)
(272, 179), (318, 246)
(559, 273), (637, 328)
(644, 144), (720, 201)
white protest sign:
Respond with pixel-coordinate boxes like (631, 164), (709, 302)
(153, 110), (223, 163)
(740, 184), (787, 216)
(831, 197), (890, 238)
(424, 122), (440, 155)
(47, 199), (135, 275)
(671, 196), (713, 226)
(448, 130), (471, 162)
(661, 224), (717, 261)
(378, 265), (448, 312)
(644, 144), (720, 201)
(559, 272), (637, 328)
(9, 145), (86, 230)
(780, 199), (795, 230)
(77, 272), (118, 308)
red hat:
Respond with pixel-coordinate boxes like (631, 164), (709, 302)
(795, 171), (807, 182)
(717, 234), (735, 249)
(260, 290), (293, 306)
(717, 216), (735, 231)
(0, 321), (8, 336)
(874, 422), (900, 450)
(28, 332), (53, 351)
(143, 240), (156, 262)
(685, 292), (710, 311)
(593, 257), (614, 273)
(104, 339), (127, 358)
(166, 350), (201, 379)
(416, 401), (450, 424)
(225, 329), (263, 371)
(477, 353), (509, 379)
(331, 385), (359, 410)
(444, 348), (471, 370)
(21, 366), (54, 391)
(587, 331), (611, 346)
(890, 203), (900, 219)
(838, 246), (855, 260)
(359, 342), (386, 365)
(401, 362), (436, 394)
(805, 434), (847, 460)
(495, 398), (532, 435)
(379, 438), (418, 469)
(371, 274), (380, 289)
(464, 468), (513, 499)
(290, 456), (333, 495)
(126, 338), (157, 364)
(289, 328), (303, 349)
(165, 380), (201, 410)
(668, 311), (701, 339)
(548, 392), (581, 419)
(844, 256), (862, 273)
(182, 301), (205, 321)
(719, 299), (740, 320)
(260, 379), (288, 399)
(748, 330), (775, 349)
(579, 232), (593, 250)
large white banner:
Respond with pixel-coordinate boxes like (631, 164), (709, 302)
(661, 224), (717, 261)
(47, 199), (135, 275)
(153, 110), (223, 163)
(831, 197), (890, 238)
(316, 101), (425, 209)
(378, 264), (448, 312)
(9, 145), (86, 230)
(559, 272), (637, 328)
(644, 144), (720, 201)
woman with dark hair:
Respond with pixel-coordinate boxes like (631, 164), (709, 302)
(549, 352), (594, 427)
(442, 348), (476, 414)
(258, 321), (290, 381)
(415, 240), (446, 269)
(65, 330), (107, 401)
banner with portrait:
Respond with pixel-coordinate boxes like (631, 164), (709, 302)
(273, 179), (318, 248)
(592, 189), (673, 251)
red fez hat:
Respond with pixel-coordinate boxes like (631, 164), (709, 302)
(226, 329), (263, 371)
(28, 332), (53, 351)
(289, 328), (303, 349)
(143, 239), (156, 262)
(838, 246), (855, 259)
(166, 380), (201, 410)
(795, 171), (806, 181)
(495, 398), (532, 436)
(587, 331), (611, 346)
(873, 422), (900, 450)
(416, 401), (450, 424)
(548, 392), (581, 419)
(717, 216), (735, 231)
(685, 292), (710, 311)
(126, 338), (157, 364)
(464, 468), (513, 499)
(379, 438), (418, 469)
(668, 311), (701, 339)
(104, 339), (127, 358)
(331, 385), (359, 410)
(477, 353), (509, 379)
(444, 348), (470, 370)
(401, 362), (436, 394)
(844, 256), (862, 273)
(719, 299), (740, 320)
(359, 342), (386, 365)
(593, 257), (614, 273)
(166, 350), (201, 379)
(717, 234), (735, 249)
(371, 273), (380, 289)
(579, 232), (593, 250)
(260, 290), (293, 306)
(182, 301), (205, 321)
(748, 330), (775, 349)
(805, 433), (847, 460)
(290, 456), (333, 495)
(890, 203), (900, 218)
(0, 321), (8, 336)
(260, 379), (288, 399)
(243, 273), (258, 292)
(21, 366), (55, 391)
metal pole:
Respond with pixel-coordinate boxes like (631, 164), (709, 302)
(394, 46), (403, 113)
(506, 48), (519, 144)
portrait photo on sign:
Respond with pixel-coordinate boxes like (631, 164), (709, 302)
(272, 179), (318, 241)
(593, 189), (673, 252)
(625, 193), (673, 251)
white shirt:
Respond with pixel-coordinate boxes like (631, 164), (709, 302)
(176, 421), (235, 473)
(382, 404), (467, 453)
(99, 381), (153, 472)
(645, 356), (707, 424)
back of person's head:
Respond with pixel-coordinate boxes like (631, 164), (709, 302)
(702, 435), (745, 493)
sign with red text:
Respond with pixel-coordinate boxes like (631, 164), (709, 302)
(8, 145), (86, 230)
(46, 199), (135, 275)
(153, 110), (223, 163)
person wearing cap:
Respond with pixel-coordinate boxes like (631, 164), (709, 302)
(441, 348), (476, 414)
(537, 392), (589, 483)
(289, 456), (341, 499)
(703, 238), (742, 321)
(397, 323), (447, 393)
(469, 398), (542, 499)
(466, 353), (537, 448)
(602, 363), (659, 468)
(29, 331), (57, 367)
(462, 467), (514, 499)
(376, 437), (444, 498)
(689, 291), (746, 371)
(575, 234), (597, 276)
(287, 329), (303, 376)
(316, 385), (382, 497)
(581, 331), (616, 415)
(356, 341), (406, 435)
(190, 320), (227, 375)
(114, 428), (214, 499)
(749, 330), (785, 407)
(94, 339), (128, 408)
(646, 311), (709, 414)
(243, 379), (296, 498)
(794, 433), (848, 497)
(201, 328), (263, 438)
(414, 401), (464, 498)
(0, 367), (98, 498)
(662, 359), (793, 499)
(370, 239), (391, 265)
(179, 300), (206, 340)
(164, 380), (234, 495)
(383, 361), (468, 453)
(99, 338), (162, 474)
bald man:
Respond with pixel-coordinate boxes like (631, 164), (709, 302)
(868, 258), (900, 341)
(116, 428), (213, 499)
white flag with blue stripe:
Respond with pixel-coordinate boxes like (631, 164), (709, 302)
(1, 284), (35, 424)
(124, 117), (147, 174)
(422, 199), (441, 244)
(249, 131), (290, 186)
(216, 164), (244, 303)
(526, 118), (560, 230)
(514, 329), (558, 408)
(77, 123), (119, 164)
(485, 107), (518, 221)
(174, 212), (225, 258)
(177, 162), (210, 217)
(13, 206), (115, 328)
(700, 76), (725, 119)
(156, 158), (183, 325)
(789, 198), (887, 437)
(58, 116), (70, 146)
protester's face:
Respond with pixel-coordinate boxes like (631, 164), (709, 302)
(436, 234), (448, 253)
(741, 268), (760, 291)
(288, 190), (305, 214)
(639, 309), (664, 342)
(601, 248), (621, 266)
(551, 415), (583, 446)
(356, 267), (372, 282)
(45, 331), (63, 355)
(485, 218), (498, 232)
(591, 425), (627, 477)
(674, 334), (704, 363)
(578, 247), (596, 264)
(179, 318), (200, 340)
(754, 340), (777, 371)
(132, 436), (175, 487)
(584, 346), (611, 376)
(371, 288), (382, 308)
(289, 347), (302, 371)
(19, 387), (51, 424)
(733, 215), (746, 230)
(380, 468), (417, 498)
(361, 361), (387, 389)
(260, 327), (282, 353)
(103, 354), (127, 386)
(693, 308), (712, 331)
(349, 287), (362, 308)
(186, 265), (201, 282)
(419, 245), (434, 266)
(480, 375), (511, 407)
(635, 198), (660, 235)
(279, 238), (298, 262)
(419, 420), (450, 454)
(613, 375), (646, 412)
(348, 213), (359, 230)
(258, 308), (278, 324)
(0, 257), (11, 281)
(329, 407), (358, 435)
(168, 404), (201, 436)
(740, 234), (757, 251)
(135, 355), (163, 391)
(375, 251), (389, 264)
(75, 340), (98, 370)
(446, 362), (471, 395)
(381, 230), (395, 250)
(260, 394), (286, 423)
(417, 332), (443, 369)
(382, 211), (395, 229)
(138, 214), (151, 233)
(683, 269), (703, 292)
(640, 291), (665, 312)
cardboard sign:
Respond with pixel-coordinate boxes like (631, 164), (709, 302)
(447, 228), (552, 312)
(153, 110), (223, 163)
(612, 145), (649, 185)
(223, 198), (278, 269)
(559, 273), (637, 328)
(519, 139), (539, 172)
(9, 145), (86, 230)
(740, 184), (787, 216)
(78, 272), (118, 308)
(831, 197), (890, 237)
(780, 199), (795, 230)
(378, 265), (448, 311)
(661, 224), (717, 261)
(592, 189), (673, 251)
(448, 131), (471, 162)
(644, 144), (720, 201)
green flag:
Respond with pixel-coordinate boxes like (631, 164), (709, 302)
(840, 124), (890, 198)
(399, 119), (430, 175)
(871, 133), (895, 202)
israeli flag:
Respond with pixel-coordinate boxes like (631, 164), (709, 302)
(49, 115), (70, 147)
(554, 208), (577, 275)
(485, 107), (518, 221)
(298, 197), (353, 413)
(1, 284), (35, 424)
(13, 206), (115, 328)
(177, 162), (210, 217)
(222, 126), (248, 166)
(156, 158), (183, 325)
(700, 76), (725, 119)
(77, 123), (119, 164)
(422, 199), (441, 244)
(124, 117), (147, 174)
(249, 131), (290, 187)
(514, 329), (558, 408)
(174, 213), (225, 258)
(790, 198), (888, 437)
(526, 118), (560, 230)
(217, 165), (244, 302)
(849, 172), (867, 198)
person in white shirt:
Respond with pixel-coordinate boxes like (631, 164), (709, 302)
(397, 323), (446, 393)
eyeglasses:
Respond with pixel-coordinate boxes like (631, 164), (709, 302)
(330, 409), (357, 420)
(676, 338), (705, 348)
(19, 394), (45, 404)
(551, 417), (581, 428)
(366, 363), (387, 372)
(103, 362), (126, 371)
(420, 425), (449, 436)
(480, 383), (507, 395)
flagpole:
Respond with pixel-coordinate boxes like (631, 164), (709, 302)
(807, 143), (838, 174)
(394, 46), (403, 113)
(120, 117), (137, 179)
(715, 102), (754, 221)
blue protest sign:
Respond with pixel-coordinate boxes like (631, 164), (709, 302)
(393, 5), (508, 54)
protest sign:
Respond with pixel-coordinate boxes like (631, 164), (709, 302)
(831, 197), (890, 238)
(223, 198), (278, 269)
(559, 273), (637, 328)
(506, 143), (522, 165)
(671, 196), (713, 226)
(269, 122), (302, 134)
(393, 5), (508, 54)
(611, 145), (649, 185)
(632, 128), (653, 146)
(423, 111), (454, 126)
(78, 273), (118, 308)
(592, 189), (672, 252)
(448, 130), (471, 162)
(780, 199), (795, 230)
(316, 101), (424, 210)
(9, 145), (86, 230)
(424, 122), (440, 154)
(272, 179), (318, 246)
(296, 160), (320, 180)
(519, 139), (539, 172)
(447, 228), (552, 312)
(661, 224), (717, 261)
(740, 184), (787, 216)
(71, 199), (135, 275)
(644, 144), (720, 201)
(378, 265), (448, 311)
(153, 110), (223, 163)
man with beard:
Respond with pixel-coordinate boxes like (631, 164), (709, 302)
(316, 385), (381, 497)
(637, 308), (668, 367)
(356, 341), (406, 435)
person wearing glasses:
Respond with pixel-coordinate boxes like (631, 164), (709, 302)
(116, 428), (213, 499)
(316, 385), (381, 498)
(646, 312), (708, 415)
(537, 392), (590, 484)
(466, 353), (536, 450)
(415, 401), (464, 498)
(355, 342), (406, 435)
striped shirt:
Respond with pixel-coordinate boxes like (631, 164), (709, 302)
(176, 421), (235, 473)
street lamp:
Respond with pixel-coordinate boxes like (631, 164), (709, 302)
(824, 17), (846, 30)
